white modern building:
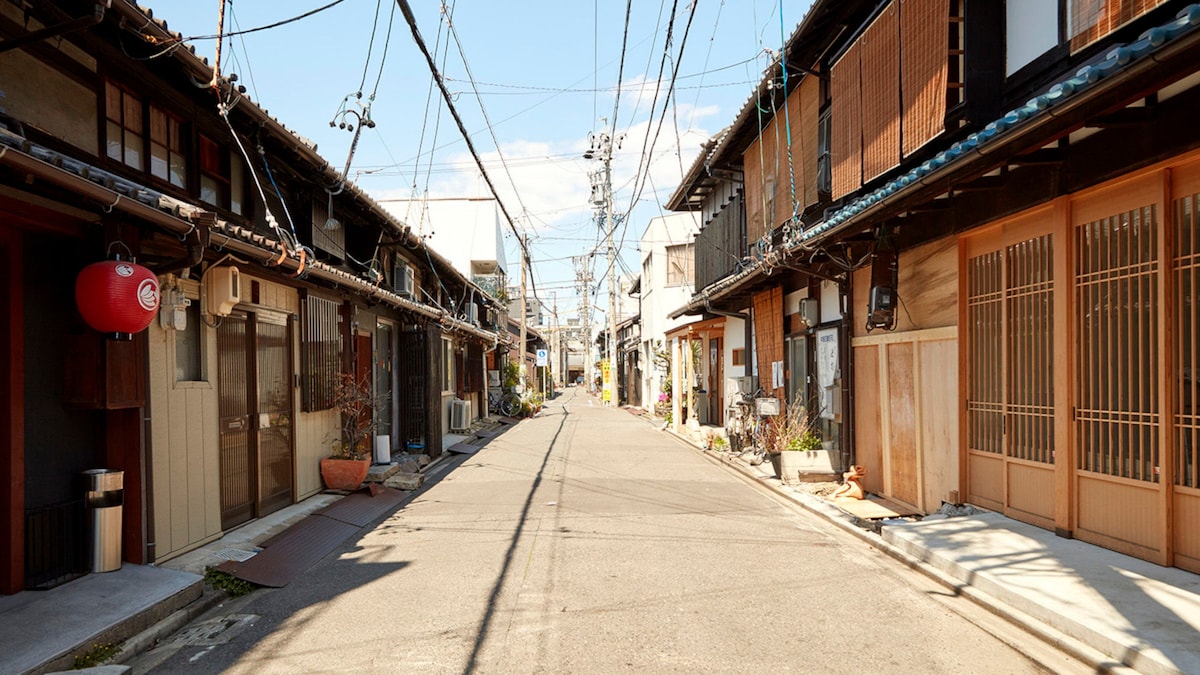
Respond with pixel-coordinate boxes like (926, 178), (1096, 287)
(636, 213), (702, 411)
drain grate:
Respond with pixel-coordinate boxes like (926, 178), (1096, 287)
(212, 548), (259, 562)
(163, 614), (259, 647)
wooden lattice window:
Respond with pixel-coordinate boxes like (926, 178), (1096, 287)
(830, 40), (862, 200)
(301, 295), (342, 412)
(861, 3), (900, 183)
(105, 82), (143, 170)
(1006, 235), (1054, 464)
(1176, 191), (1199, 488)
(967, 234), (1055, 462)
(1075, 204), (1160, 482)
(967, 250), (1004, 454)
(149, 106), (186, 188)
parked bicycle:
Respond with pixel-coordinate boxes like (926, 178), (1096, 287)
(488, 387), (522, 417)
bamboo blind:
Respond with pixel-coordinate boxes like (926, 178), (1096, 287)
(900, 0), (948, 157)
(744, 136), (766, 244)
(753, 287), (785, 401)
(1175, 192), (1199, 488)
(967, 250), (1004, 454)
(1075, 205), (1160, 482)
(1069, 0), (1168, 52)
(861, 4), (901, 183)
(800, 74), (820, 207)
(1006, 235), (1055, 464)
(830, 40), (862, 200)
(775, 91), (802, 224)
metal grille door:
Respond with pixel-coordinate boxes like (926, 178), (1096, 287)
(256, 313), (293, 516)
(217, 313), (253, 530)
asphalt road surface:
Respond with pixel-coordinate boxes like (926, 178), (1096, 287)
(134, 387), (1087, 674)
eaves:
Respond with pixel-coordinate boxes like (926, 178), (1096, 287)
(0, 129), (502, 344)
(671, 4), (1200, 319)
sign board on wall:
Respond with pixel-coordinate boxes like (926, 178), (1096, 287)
(816, 327), (838, 419)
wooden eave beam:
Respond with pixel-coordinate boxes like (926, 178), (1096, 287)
(1008, 148), (1067, 167)
(1088, 106), (1157, 129)
(953, 174), (1007, 193)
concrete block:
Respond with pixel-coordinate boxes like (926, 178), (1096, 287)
(384, 472), (424, 491)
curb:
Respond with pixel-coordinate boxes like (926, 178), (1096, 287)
(665, 426), (1132, 674)
(111, 587), (226, 667)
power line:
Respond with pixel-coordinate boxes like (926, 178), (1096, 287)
(396, 0), (540, 305)
(178, 0), (348, 40)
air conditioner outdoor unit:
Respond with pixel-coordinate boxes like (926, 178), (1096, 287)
(449, 399), (471, 432)
(485, 307), (499, 328)
(465, 304), (479, 326)
(206, 266), (241, 317)
(728, 376), (757, 396)
(393, 261), (415, 298)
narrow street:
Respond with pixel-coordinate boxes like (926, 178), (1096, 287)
(134, 387), (1086, 674)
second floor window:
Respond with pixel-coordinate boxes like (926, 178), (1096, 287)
(666, 243), (694, 287)
(105, 82), (142, 170)
(106, 81), (188, 189)
(150, 107), (185, 188)
(199, 135), (229, 208)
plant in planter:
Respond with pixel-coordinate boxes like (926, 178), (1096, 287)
(320, 372), (389, 491)
(761, 405), (819, 479)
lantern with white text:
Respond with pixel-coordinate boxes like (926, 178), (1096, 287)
(75, 259), (160, 339)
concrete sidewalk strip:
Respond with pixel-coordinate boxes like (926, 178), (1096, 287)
(884, 513), (1200, 675)
(0, 564), (200, 675)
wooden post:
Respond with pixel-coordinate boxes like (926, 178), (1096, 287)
(1, 228), (24, 593)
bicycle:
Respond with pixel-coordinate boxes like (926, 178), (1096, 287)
(488, 387), (522, 417)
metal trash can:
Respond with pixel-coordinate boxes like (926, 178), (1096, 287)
(83, 469), (123, 573)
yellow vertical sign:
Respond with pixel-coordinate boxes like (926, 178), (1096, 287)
(601, 359), (612, 401)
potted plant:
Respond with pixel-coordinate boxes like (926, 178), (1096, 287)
(320, 372), (388, 491)
(765, 405), (825, 482)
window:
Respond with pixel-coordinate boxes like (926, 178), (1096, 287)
(441, 338), (454, 392)
(665, 243), (694, 286)
(175, 302), (203, 381)
(107, 85), (187, 188)
(301, 295), (342, 411)
(105, 82), (143, 170)
(150, 106), (186, 188)
(1069, 0), (1167, 52)
(199, 135), (229, 207)
(732, 348), (746, 367)
(1006, 0), (1060, 75)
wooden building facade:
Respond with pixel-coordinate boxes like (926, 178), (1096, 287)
(670, 0), (1200, 572)
(0, 0), (505, 594)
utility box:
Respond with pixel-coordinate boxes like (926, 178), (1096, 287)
(83, 469), (123, 573)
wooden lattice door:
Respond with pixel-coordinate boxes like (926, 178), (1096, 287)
(963, 213), (1057, 528)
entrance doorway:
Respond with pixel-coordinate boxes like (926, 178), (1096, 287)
(217, 310), (294, 530)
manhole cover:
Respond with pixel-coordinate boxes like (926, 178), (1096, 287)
(165, 614), (259, 647)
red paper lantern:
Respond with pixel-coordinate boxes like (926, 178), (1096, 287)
(75, 259), (160, 336)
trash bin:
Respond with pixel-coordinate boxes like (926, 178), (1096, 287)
(83, 469), (123, 573)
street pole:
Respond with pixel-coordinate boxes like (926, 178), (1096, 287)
(519, 232), (528, 397)
(586, 128), (621, 406)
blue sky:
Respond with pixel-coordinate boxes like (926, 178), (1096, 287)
(152, 0), (814, 321)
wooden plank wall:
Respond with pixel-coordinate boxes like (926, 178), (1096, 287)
(851, 234), (959, 512)
(148, 278), (222, 560)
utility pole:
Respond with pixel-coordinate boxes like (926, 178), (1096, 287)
(575, 254), (593, 392)
(585, 127), (622, 406)
(551, 291), (559, 389)
(518, 232), (528, 395)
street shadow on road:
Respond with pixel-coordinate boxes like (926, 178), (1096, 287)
(463, 404), (570, 674)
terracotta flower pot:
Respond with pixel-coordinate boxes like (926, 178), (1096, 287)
(320, 458), (370, 491)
